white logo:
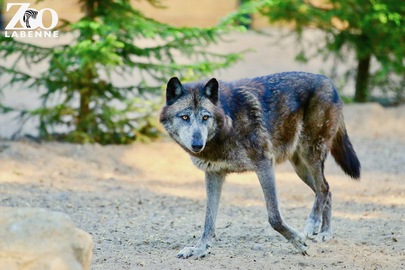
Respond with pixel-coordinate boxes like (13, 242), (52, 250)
(5, 3), (59, 38)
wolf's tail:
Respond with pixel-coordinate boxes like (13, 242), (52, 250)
(331, 122), (361, 180)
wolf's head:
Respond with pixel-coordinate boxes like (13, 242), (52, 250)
(160, 77), (221, 154)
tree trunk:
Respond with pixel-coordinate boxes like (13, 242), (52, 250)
(354, 55), (371, 102)
(76, 0), (96, 134)
(77, 88), (91, 133)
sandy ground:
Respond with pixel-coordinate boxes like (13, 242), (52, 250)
(0, 103), (404, 270)
(1, 29), (405, 269)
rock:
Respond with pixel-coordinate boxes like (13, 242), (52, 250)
(251, 243), (264, 251)
(0, 207), (93, 270)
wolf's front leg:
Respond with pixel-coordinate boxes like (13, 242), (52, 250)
(256, 159), (308, 254)
(177, 172), (225, 259)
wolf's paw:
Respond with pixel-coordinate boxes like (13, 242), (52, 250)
(177, 246), (208, 259)
(315, 230), (333, 242)
(304, 217), (322, 240)
(289, 233), (309, 255)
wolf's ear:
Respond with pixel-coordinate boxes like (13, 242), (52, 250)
(166, 77), (183, 105)
(203, 78), (219, 105)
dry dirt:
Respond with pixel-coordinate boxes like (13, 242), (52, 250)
(0, 103), (405, 270)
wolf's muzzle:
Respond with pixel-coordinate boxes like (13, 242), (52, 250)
(191, 143), (204, 152)
(191, 131), (204, 153)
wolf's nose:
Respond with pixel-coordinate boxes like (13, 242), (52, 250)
(191, 143), (204, 152)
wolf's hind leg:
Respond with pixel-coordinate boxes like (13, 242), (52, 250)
(317, 191), (332, 242)
(290, 153), (332, 241)
(314, 192), (333, 242)
(177, 172), (225, 259)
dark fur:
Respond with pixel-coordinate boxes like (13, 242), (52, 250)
(160, 72), (361, 258)
(331, 129), (361, 178)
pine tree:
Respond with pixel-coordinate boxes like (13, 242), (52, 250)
(244, 0), (404, 103)
(0, 0), (242, 143)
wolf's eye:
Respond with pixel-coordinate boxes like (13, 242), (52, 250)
(202, 115), (209, 121)
(181, 115), (189, 121)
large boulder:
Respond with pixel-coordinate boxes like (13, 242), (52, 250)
(0, 207), (93, 270)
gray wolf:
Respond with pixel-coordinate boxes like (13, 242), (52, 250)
(160, 72), (361, 259)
